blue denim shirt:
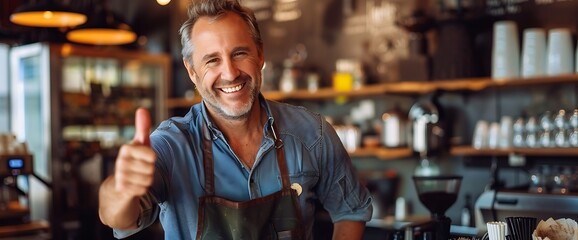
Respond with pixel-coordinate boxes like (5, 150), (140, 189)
(114, 95), (372, 239)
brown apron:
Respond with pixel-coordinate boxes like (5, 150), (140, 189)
(195, 122), (304, 240)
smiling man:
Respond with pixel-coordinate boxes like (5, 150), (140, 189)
(97, 0), (372, 239)
(186, 10), (262, 121)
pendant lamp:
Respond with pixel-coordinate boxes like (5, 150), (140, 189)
(66, 4), (137, 45)
(10, 0), (87, 28)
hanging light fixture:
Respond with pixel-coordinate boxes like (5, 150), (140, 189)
(156, 0), (171, 6)
(10, 0), (87, 28)
(66, 3), (137, 45)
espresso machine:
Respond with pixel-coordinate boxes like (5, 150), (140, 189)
(0, 133), (33, 225)
(409, 92), (448, 177)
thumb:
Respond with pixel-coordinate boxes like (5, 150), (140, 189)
(133, 108), (151, 146)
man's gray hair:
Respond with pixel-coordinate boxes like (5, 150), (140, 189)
(179, 0), (263, 67)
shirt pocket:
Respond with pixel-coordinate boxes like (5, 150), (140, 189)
(288, 171), (319, 197)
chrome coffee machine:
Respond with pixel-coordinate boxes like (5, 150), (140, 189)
(0, 133), (33, 225)
(475, 190), (578, 230)
(409, 92), (448, 176)
(408, 92), (446, 157)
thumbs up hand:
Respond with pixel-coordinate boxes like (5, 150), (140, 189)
(133, 107), (151, 146)
(114, 108), (157, 197)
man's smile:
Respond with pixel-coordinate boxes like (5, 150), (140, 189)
(219, 83), (245, 93)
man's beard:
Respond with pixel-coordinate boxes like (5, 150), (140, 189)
(196, 73), (259, 121)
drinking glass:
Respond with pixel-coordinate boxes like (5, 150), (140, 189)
(554, 109), (570, 147)
(525, 116), (538, 148)
(528, 166), (546, 193)
(540, 111), (554, 132)
(539, 112), (555, 147)
(569, 129), (578, 147)
(540, 130), (555, 148)
(512, 117), (526, 147)
(569, 110), (578, 147)
(554, 109), (569, 129)
(552, 166), (571, 194)
(569, 109), (578, 129)
(472, 120), (489, 149)
(499, 116), (513, 148)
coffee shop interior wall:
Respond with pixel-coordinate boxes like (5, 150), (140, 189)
(239, 0), (578, 222)
(144, 0), (578, 224)
(2, 0), (578, 229)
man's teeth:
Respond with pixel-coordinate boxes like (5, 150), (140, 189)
(221, 84), (243, 93)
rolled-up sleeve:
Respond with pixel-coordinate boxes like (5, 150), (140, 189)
(113, 193), (160, 238)
(316, 120), (373, 222)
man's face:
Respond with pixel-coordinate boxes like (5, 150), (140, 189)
(184, 12), (264, 120)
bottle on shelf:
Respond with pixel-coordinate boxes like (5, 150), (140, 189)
(460, 193), (474, 227)
(280, 62), (299, 93)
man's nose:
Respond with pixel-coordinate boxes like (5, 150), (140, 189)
(220, 58), (240, 80)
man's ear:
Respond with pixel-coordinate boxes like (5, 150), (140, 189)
(183, 59), (198, 84)
(258, 47), (265, 70)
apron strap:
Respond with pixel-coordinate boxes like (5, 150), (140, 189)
(272, 121), (291, 189)
(201, 121), (215, 195)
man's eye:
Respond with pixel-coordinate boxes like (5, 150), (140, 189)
(206, 58), (219, 65)
(233, 52), (248, 57)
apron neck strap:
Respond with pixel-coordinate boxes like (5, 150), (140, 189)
(202, 120), (290, 196)
(202, 121), (215, 195)
(271, 121), (291, 189)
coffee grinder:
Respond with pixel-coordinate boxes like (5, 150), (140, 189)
(0, 133), (33, 225)
(412, 175), (462, 240)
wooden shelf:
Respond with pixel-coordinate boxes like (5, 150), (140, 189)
(166, 74), (578, 108)
(450, 145), (578, 157)
(349, 147), (413, 160)
(165, 97), (199, 109)
(338, 145), (578, 160)
(0, 220), (50, 237)
(165, 75), (578, 160)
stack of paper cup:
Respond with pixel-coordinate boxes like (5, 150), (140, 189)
(487, 221), (506, 240)
(521, 28), (546, 77)
(546, 28), (574, 75)
(492, 21), (520, 79)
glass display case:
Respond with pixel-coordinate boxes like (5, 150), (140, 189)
(10, 42), (170, 239)
(0, 43), (8, 132)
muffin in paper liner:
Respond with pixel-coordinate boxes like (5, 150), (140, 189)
(532, 218), (578, 240)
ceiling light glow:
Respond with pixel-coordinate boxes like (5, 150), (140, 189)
(157, 0), (171, 6)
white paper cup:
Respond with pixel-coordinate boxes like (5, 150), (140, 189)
(546, 28), (574, 75)
(499, 116), (513, 148)
(488, 122), (500, 149)
(521, 28), (546, 77)
(492, 21), (520, 79)
(473, 120), (489, 149)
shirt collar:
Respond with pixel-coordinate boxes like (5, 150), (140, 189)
(200, 93), (274, 140)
